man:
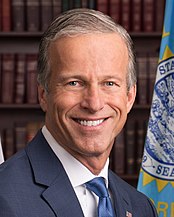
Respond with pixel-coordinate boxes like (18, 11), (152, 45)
(0, 9), (158, 217)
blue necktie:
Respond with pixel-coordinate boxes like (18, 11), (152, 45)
(85, 177), (115, 217)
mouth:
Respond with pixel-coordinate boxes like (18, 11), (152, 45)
(73, 118), (108, 127)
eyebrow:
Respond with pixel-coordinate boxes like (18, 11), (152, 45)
(56, 73), (86, 82)
(57, 73), (123, 82)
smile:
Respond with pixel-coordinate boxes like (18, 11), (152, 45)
(76, 119), (105, 127)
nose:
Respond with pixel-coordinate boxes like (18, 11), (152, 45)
(80, 85), (104, 113)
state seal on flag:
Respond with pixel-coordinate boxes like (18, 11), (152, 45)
(137, 2), (174, 214)
(142, 57), (174, 181)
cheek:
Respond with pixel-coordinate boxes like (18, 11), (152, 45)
(109, 95), (129, 129)
(109, 92), (129, 112)
(112, 96), (128, 123)
(50, 93), (80, 116)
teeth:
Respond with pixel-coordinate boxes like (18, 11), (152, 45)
(78, 119), (104, 126)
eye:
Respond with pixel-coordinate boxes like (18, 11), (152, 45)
(105, 81), (116, 86)
(65, 80), (85, 89)
(68, 81), (79, 86)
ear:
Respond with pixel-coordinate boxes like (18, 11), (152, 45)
(126, 84), (137, 113)
(38, 85), (48, 112)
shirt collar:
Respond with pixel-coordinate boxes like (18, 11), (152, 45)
(42, 126), (109, 188)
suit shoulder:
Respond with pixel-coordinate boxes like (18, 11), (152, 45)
(109, 170), (144, 196)
(0, 149), (30, 183)
(110, 170), (156, 205)
(109, 170), (158, 216)
(0, 130), (43, 183)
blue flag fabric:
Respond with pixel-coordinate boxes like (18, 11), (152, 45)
(137, 1), (174, 216)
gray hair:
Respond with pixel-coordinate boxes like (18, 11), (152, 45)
(37, 8), (136, 92)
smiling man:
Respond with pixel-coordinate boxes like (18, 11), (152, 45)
(39, 33), (133, 175)
(0, 8), (158, 217)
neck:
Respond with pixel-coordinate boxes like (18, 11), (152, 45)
(75, 154), (109, 175)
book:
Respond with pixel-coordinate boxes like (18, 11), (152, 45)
(88, 0), (96, 9)
(109, 0), (121, 24)
(121, 0), (130, 31)
(1, 121), (44, 159)
(14, 54), (26, 104)
(12, 0), (25, 31)
(148, 53), (158, 104)
(81, 0), (88, 8)
(26, 121), (41, 143)
(2, 0), (11, 31)
(3, 128), (15, 160)
(1, 54), (15, 104)
(26, 54), (38, 104)
(155, 0), (165, 32)
(14, 122), (27, 151)
(61, 0), (69, 11)
(96, 0), (109, 14)
(40, 0), (53, 31)
(0, 0), (2, 31)
(112, 129), (125, 174)
(125, 119), (136, 174)
(26, 0), (40, 32)
(73, 0), (82, 8)
(135, 120), (146, 173)
(142, 0), (154, 32)
(131, 0), (142, 32)
(0, 54), (2, 102)
(52, 0), (62, 19)
(136, 53), (148, 105)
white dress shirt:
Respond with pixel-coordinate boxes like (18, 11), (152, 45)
(42, 126), (109, 217)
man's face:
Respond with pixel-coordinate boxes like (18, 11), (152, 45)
(39, 33), (136, 166)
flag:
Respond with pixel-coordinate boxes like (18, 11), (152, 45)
(0, 135), (4, 164)
(137, 1), (174, 217)
(126, 211), (132, 217)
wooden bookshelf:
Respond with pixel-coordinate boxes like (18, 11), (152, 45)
(0, 0), (165, 187)
(121, 174), (139, 187)
(0, 104), (41, 109)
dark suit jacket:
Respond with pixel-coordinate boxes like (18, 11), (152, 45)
(0, 130), (158, 217)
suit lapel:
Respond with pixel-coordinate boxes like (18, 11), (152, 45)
(26, 130), (133, 217)
(42, 170), (84, 217)
(109, 171), (133, 217)
(26, 130), (84, 217)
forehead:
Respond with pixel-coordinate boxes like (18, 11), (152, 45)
(48, 34), (129, 85)
(50, 33), (127, 55)
(48, 33), (128, 72)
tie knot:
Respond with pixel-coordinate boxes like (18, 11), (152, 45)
(85, 177), (109, 198)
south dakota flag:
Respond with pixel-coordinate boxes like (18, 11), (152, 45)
(137, 1), (174, 216)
